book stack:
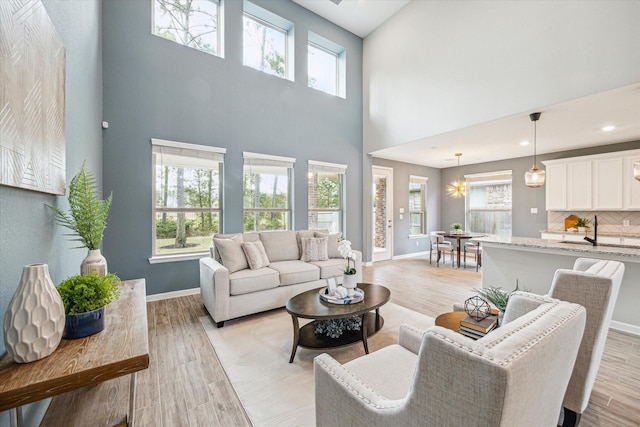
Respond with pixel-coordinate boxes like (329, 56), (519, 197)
(459, 314), (497, 340)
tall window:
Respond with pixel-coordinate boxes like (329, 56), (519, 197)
(243, 1), (294, 80)
(152, 0), (222, 57)
(409, 176), (428, 236)
(152, 139), (225, 257)
(465, 171), (512, 237)
(308, 161), (347, 234)
(308, 32), (345, 98)
(243, 152), (294, 232)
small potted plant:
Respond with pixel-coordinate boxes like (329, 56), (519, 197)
(575, 218), (591, 234)
(48, 161), (113, 276)
(338, 239), (358, 295)
(57, 272), (120, 339)
(451, 223), (463, 234)
(473, 281), (525, 324)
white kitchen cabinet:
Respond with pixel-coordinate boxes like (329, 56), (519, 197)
(545, 163), (567, 210)
(593, 157), (623, 209)
(567, 161), (592, 210)
(624, 155), (640, 209)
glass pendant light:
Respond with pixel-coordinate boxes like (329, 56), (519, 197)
(524, 112), (545, 188)
(446, 153), (465, 198)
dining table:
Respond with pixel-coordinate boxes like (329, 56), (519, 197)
(442, 232), (485, 268)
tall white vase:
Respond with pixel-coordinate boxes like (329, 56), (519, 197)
(3, 264), (65, 363)
(81, 249), (108, 276)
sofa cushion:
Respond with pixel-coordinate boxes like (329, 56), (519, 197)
(315, 232), (342, 258)
(296, 230), (317, 258)
(300, 236), (329, 262)
(213, 235), (248, 273)
(229, 267), (280, 296)
(242, 240), (270, 270)
(309, 259), (348, 279)
(260, 231), (299, 262)
(268, 260), (320, 286)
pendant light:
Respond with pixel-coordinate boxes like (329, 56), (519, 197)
(524, 112), (545, 188)
(446, 153), (465, 198)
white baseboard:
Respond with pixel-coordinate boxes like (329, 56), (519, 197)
(392, 251), (428, 260)
(610, 320), (640, 336)
(146, 287), (200, 302)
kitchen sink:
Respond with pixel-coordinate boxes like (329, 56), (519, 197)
(558, 240), (640, 249)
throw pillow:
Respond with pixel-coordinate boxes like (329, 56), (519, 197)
(314, 232), (342, 259)
(300, 236), (329, 262)
(259, 231), (299, 262)
(213, 235), (248, 273)
(242, 241), (270, 270)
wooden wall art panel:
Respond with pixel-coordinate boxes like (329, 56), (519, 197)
(0, 0), (66, 195)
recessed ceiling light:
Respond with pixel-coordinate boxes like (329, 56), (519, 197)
(520, 140), (530, 146)
(602, 125), (616, 132)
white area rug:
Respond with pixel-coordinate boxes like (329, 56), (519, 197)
(199, 303), (434, 427)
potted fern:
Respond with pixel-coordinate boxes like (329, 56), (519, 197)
(57, 272), (120, 339)
(48, 161), (112, 276)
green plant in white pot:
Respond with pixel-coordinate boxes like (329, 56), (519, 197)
(57, 272), (120, 339)
(48, 161), (113, 276)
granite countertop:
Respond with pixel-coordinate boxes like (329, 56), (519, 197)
(475, 236), (640, 259)
(540, 229), (640, 238)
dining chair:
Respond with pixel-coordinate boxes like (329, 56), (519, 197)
(429, 231), (455, 267)
(463, 241), (482, 271)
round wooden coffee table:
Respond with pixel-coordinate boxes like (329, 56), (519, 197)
(435, 311), (466, 332)
(285, 283), (390, 363)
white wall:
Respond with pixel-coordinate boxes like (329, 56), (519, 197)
(363, 1), (640, 154)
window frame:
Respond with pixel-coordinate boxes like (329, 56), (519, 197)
(464, 170), (513, 237)
(151, 0), (224, 58)
(307, 160), (347, 234)
(307, 31), (346, 98)
(150, 139), (225, 262)
(408, 175), (428, 237)
(243, 152), (295, 232)
(243, 1), (294, 81)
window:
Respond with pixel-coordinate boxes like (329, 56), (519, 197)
(308, 160), (347, 234)
(409, 176), (428, 236)
(152, 0), (223, 57)
(243, 1), (294, 80)
(308, 32), (345, 98)
(243, 152), (295, 232)
(465, 171), (512, 237)
(152, 139), (225, 258)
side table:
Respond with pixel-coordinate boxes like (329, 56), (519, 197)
(0, 279), (149, 427)
(434, 311), (467, 332)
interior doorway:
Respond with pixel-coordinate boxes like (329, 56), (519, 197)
(372, 166), (393, 262)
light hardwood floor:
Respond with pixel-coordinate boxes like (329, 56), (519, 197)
(45, 257), (640, 426)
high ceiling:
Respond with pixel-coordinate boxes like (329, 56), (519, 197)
(293, 1), (640, 169)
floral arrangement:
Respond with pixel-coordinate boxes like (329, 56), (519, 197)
(314, 316), (361, 338)
(338, 239), (357, 275)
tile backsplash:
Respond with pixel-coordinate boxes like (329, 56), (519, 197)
(548, 211), (640, 235)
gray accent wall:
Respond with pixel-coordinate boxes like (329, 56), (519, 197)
(440, 140), (640, 237)
(0, 1), (103, 424)
(101, 0), (363, 295)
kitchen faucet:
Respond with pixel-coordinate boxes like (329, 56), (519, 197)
(584, 215), (598, 246)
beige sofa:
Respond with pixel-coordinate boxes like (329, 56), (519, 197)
(199, 230), (362, 327)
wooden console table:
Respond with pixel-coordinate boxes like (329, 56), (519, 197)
(0, 279), (149, 427)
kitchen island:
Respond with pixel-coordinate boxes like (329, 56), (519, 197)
(475, 236), (640, 334)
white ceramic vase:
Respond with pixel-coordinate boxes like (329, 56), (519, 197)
(3, 264), (65, 363)
(343, 274), (358, 296)
(81, 249), (108, 276)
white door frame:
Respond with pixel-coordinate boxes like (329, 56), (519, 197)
(372, 166), (393, 262)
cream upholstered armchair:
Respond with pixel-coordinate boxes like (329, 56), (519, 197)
(314, 293), (586, 426)
(546, 258), (624, 427)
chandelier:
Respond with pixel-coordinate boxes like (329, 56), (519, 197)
(446, 153), (465, 198)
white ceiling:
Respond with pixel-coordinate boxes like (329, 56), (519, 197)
(293, 1), (640, 169)
(371, 83), (640, 168)
(291, 0), (409, 38)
